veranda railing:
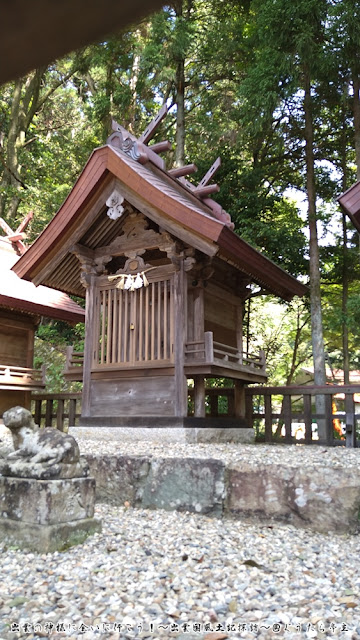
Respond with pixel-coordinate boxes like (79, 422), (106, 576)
(31, 393), (82, 431)
(246, 385), (360, 447)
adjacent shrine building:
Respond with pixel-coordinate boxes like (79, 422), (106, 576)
(14, 108), (307, 435)
(0, 215), (85, 415)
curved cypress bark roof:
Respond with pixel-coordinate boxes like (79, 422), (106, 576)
(13, 140), (307, 303)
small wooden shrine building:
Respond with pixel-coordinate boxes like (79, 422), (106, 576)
(0, 215), (85, 415)
(338, 181), (360, 232)
(14, 107), (306, 434)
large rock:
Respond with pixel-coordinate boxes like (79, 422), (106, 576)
(86, 455), (150, 505)
(141, 457), (225, 516)
(226, 462), (360, 533)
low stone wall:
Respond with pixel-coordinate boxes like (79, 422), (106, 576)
(85, 454), (360, 534)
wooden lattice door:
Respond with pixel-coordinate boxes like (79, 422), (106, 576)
(94, 276), (174, 368)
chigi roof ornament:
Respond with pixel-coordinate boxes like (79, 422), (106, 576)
(106, 105), (234, 229)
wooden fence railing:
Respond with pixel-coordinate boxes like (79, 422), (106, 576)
(185, 332), (266, 372)
(245, 385), (360, 447)
(188, 387), (235, 416)
(30, 384), (360, 447)
(31, 393), (82, 431)
(0, 364), (45, 389)
(64, 347), (84, 381)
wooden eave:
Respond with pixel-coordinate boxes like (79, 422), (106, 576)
(0, 242), (85, 324)
(0, 0), (163, 86)
(217, 226), (308, 302)
(338, 181), (360, 233)
(0, 295), (84, 324)
(13, 144), (307, 302)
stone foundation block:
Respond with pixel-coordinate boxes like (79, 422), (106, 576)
(0, 517), (102, 553)
(226, 463), (360, 533)
(0, 476), (96, 525)
(0, 476), (101, 551)
(192, 427), (255, 444)
(142, 457), (225, 516)
(85, 455), (150, 505)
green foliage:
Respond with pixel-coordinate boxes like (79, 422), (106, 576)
(34, 320), (84, 393)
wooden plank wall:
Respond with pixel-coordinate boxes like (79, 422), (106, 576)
(89, 376), (176, 417)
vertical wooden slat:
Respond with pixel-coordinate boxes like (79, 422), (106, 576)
(93, 290), (100, 366)
(151, 282), (155, 361)
(118, 289), (123, 363)
(100, 289), (106, 365)
(157, 281), (161, 359)
(106, 288), (112, 364)
(169, 277), (174, 362)
(139, 287), (143, 362)
(245, 392), (253, 428)
(325, 394), (333, 446)
(45, 399), (53, 428)
(236, 303), (243, 364)
(68, 398), (77, 427)
(56, 399), (65, 432)
(145, 285), (149, 361)
(345, 392), (356, 448)
(131, 287), (137, 364)
(193, 286), (204, 361)
(264, 393), (272, 442)
(303, 394), (312, 443)
(112, 287), (117, 363)
(174, 263), (187, 417)
(124, 289), (129, 363)
(82, 275), (96, 417)
(283, 394), (292, 443)
(34, 399), (42, 427)
(164, 279), (168, 360)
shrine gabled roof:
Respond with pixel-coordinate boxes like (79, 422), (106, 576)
(13, 142), (307, 302)
(338, 181), (360, 233)
(0, 238), (85, 323)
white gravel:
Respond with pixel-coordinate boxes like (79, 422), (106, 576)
(75, 433), (360, 469)
(1, 438), (360, 640)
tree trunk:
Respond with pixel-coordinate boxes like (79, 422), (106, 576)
(341, 119), (350, 384)
(303, 64), (327, 440)
(352, 73), (360, 180)
(175, 54), (185, 166)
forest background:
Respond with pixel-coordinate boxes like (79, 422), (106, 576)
(1, 0), (360, 392)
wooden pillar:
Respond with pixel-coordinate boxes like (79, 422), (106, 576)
(174, 262), (187, 417)
(234, 380), (246, 417)
(194, 376), (206, 417)
(82, 274), (96, 417)
(236, 302), (243, 363)
(193, 286), (204, 340)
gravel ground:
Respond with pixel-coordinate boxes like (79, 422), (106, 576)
(76, 435), (360, 469)
(1, 439), (360, 640)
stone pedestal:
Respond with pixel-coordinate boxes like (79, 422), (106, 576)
(0, 476), (101, 552)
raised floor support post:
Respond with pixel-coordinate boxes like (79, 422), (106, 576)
(194, 376), (206, 417)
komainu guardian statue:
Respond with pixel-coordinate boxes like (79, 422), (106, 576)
(0, 406), (89, 479)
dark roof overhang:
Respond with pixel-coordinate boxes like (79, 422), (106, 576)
(0, 0), (163, 86)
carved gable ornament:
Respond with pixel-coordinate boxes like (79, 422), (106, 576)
(95, 212), (175, 259)
(106, 188), (125, 220)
